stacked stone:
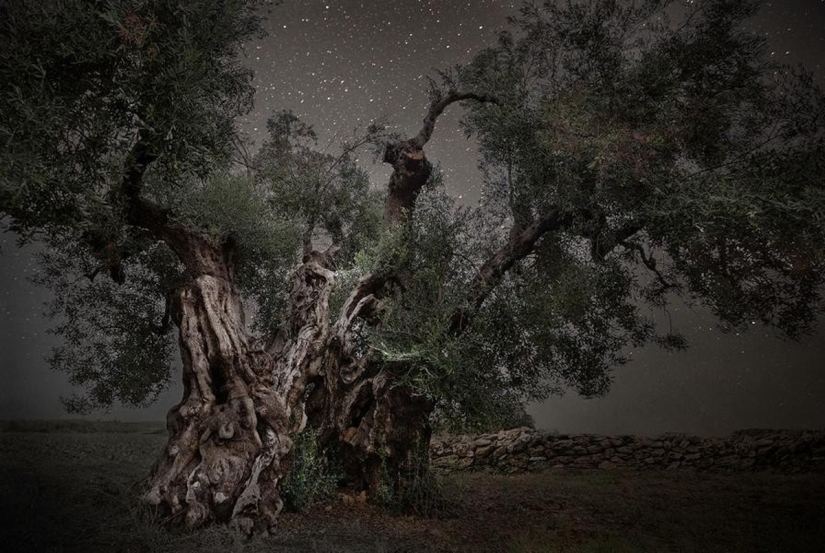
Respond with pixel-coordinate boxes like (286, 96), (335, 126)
(430, 428), (825, 474)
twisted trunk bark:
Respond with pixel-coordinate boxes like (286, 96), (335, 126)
(144, 250), (434, 530)
(143, 272), (292, 532)
(142, 238), (435, 531)
(335, 377), (433, 497)
(143, 239), (339, 532)
(310, 273), (436, 500)
(142, 91), (499, 530)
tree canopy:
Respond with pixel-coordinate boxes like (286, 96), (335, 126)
(428, 0), (825, 420)
(2, 0), (824, 426)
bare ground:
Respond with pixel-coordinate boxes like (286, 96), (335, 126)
(1, 422), (823, 552)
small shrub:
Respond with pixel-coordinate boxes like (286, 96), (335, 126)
(281, 429), (339, 513)
(398, 462), (446, 517)
(373, 443), (447, 517)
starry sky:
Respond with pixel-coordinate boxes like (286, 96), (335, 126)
(1, 0), (824, 436)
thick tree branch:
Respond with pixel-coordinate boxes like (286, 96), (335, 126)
(83, 136), (163, 284)
(410, 90), (498, 150)
(446, 210), (646, 334)
(589, 220), (644, 261)
(119, 136), (236, 280)
(382, 90), (497, 225)
(449, 208), (572, 334)
(122, 133), (157, 201)
(120, 137), (171, 234)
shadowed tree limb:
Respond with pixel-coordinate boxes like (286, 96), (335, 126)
(410, 90), (499, 150)
(382, 90), (498, 225)
(589, 220), (645, 261)
(623, 239), (677, 291)
(449, 208), (573, 335)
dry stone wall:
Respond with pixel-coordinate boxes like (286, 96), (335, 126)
(431, 428), (825, 474)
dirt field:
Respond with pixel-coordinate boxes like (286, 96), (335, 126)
(1, 421), (823, 552)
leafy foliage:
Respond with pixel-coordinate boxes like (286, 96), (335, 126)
(361, 0), (825, 427)
(1, 0), (263, 236)
(457, 0), (825, 338)
(370, 183), (656, 428)
(30, 236), (182, 413)
(2, 0), (823, 431)
(253, 110), (385, 261)
(281, 428), (339, 513)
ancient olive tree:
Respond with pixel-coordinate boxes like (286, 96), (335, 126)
(2, 0), (824, 532)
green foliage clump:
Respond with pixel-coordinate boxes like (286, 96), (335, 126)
(457, 0), (825, 340)
(359, 0), (825, 432)
(371, 441), (446, 517)
(30, 236), (182, 414)
(0, 0), (263, 235)
(253, 109), (386, 262)
(281, 429), (339, 513)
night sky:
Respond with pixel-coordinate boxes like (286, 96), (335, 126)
(1, 0), (824, 436)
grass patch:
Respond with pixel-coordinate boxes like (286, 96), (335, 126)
(0, 419), (166, 434)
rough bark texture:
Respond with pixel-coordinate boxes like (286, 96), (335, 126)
(383, 142), (432, 225)
(142, 242), (435, 529)
(143, 245), (292, 532)
(140, 91), (501, 530)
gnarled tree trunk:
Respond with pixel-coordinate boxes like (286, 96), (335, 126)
(143, 236), (295, 532)
(332, 375), (434, 498)
(142, 90), (497, 531)
(143, 244), (436, 529)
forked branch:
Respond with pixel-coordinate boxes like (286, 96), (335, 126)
(382, 90), (497, 225)
(449, 208), (572, 334)
(411, 90), (499, 150)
